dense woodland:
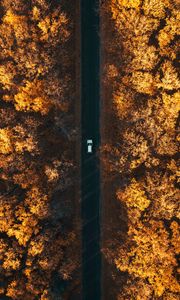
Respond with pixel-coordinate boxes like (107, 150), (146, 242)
(101, 0), (179, 299)
(0, 0), (80, 299)
(0, 0), (179, 299)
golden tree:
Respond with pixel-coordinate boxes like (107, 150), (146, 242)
(101, 0), (180, 298)
(0, 0), (79, 299)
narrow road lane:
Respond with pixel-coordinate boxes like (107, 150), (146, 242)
(81, 1), (101, 299)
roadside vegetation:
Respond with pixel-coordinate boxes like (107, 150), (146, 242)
(101, 0), (179, 298)
(0, 0), (80, 299)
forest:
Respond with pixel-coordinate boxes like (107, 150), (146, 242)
(0, 0), (80, 299)
(0, 0), (179, 299)
(101, 0), (179, 299)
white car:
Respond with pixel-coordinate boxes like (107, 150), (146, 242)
(87, 139), (93, 153)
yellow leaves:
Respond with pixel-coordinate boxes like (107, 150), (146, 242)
(103, 0), (179, 298)
(13, 168), (39, 189)
(124, 130), (149, 167)
(129, 71), (155, 95)
(24, 268), (31, 278)
(28, 240), (44, 257)
(7, 206), (39, 246)
(38, 11), (69, 42)
(157, 61), (180, 91)
(38, 16), (50, 35)
(25, 187), (49, 218)
(45, 165), (59, 182)
(3, 9), (22, 25)
(14, 80), (52, 115)
(111, 0), (141, 12)
(0, 128), (12, 154)
(143, 0), (171, 19)
(32, 6), (41, 21)
(0, 125), (38, 155)
(167, 159), (179, 178)
(6, 279), (24, 299)
(115, 220), (179, 296)
(0, 2), (76, 297)
(15, 136), (37, 153)
(118, 0), (142, 9)
(162, 92), (180, 118)
(159, 92), (180, 134)
(158, 12), (180, 48)
(131, 45), (158, 71)
(145, 171), (179, 219)
(110, 5), (159, 38)
(7, 220), (37, 246)
(113, 88), (133, 119)
(51, 13), (69, 36)
(125, 0), (141, 9)
(0, 203), (14, 232)
(6, 281), (17, 298)
(158, 30), (173, 48)
(3, 9), (28, 40)
(13, 124), (39, 154)
(0, 63), (16, 90)
(3, 249), (21, 270)
(117, 178), (150, 212)
(170, 221), (180, 254)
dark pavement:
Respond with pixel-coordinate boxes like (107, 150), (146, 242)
(81, 0), (101, 299)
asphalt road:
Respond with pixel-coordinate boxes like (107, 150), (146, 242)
(81, 1), (101, 299)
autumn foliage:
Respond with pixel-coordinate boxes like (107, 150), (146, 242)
(101, 0), (179, 298)
(0, 0), (79, 299)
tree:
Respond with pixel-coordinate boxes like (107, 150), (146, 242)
(101, 0), (179, 298)
(115, 220), (180, 297)
(0, 0), (79, 298)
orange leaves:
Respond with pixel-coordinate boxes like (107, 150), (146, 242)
(161, 92), (180, 132)
(14, 80), (52, 115)
(110, 0), (142, 17)
(143, 0), (171, 19)
(0, 3), (72, 118)
(0, 1), (78, 298)
(170, 221), (180, 254)
(44, 165), (59, 182)
(0, 63), (16, 90)
(115, 220), (180, 296)
(25, 187), (49, 218)
(0, 125), (38, 155)
(3, 9), (28, 40)
(0, 128), (13, 154)
(3, 248), (21, 271)
(37, 10), (70, 42)
(113, 86), (134, 119)
(3, 9), (24, 25)
(28, 240), (44, 257)
(158, 61), (180, 91)
(102, 0), (179, 298)
(37, 16), (50, 35)
(125, 71), (156, 95)
(120, 0), (142, 9)
(158, 10), (180, 48)
(32, 6), (41, 21)
(117, 178), (150, 212)
(7, 210), (39, 246)
(130, 45), (158, 71)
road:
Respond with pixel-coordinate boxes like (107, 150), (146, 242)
(81, 0), (101, 299)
